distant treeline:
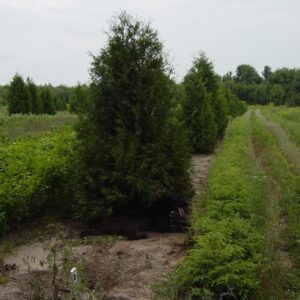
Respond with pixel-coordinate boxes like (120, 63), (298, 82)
(223, 65), (300, 106)
(0, 76), (89, 114)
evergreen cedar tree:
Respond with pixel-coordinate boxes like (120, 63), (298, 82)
(182, 54), (229, 153)
(75, 13), (192, 220)
(7, 74), (57, 115)
(8, 74), (32, 115)
(69, 84), (88, 114)
(27, 78), (42, 114)
(40, 86), (56, 115)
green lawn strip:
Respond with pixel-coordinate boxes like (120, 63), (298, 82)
(251, 113), (300, 299)
(0, 112), (77, 143)
(0, 128), (76, 235)
(260, 106), (300, 147)
(154, 114), (266, 300)
(256, 109), (300, 174)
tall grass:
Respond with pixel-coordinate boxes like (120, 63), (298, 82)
(261, 106), (300, 147)
(0, 106), (7, 117)
(251, 112), (300, 298)
(0, 111), (77, 142)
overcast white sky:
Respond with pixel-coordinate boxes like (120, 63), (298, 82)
(0, 0), (299, 86)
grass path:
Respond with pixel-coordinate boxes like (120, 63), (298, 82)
(255, 109), (300, 173)
(250, 108), (300, 299)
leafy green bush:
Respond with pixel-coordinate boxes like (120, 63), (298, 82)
(0, 128), (76, 235)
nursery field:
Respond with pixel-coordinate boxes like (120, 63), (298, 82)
(159, 105), (300, 299)
(0, 111), (77, 235)
(0, 105), (300, 299)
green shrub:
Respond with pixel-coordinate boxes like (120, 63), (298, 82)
(0, 128), (75, 235)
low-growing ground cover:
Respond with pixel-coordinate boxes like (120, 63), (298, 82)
(0, 106), (7, 117)
(155, 113), (267, 299)
(156, 106), (300, 299)
(251, 111), (300, 298)
(0, 127), (76, 235)
(0, 111), (77, 142)
(261, 106), (300, 147)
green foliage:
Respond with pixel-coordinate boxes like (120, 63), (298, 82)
(251, 111), (300, 297)
(27, 78), (41, 114)
(262, 65), (272, 80)
(223, 86), (247, 117)
(4, 75), (71, 115)
(183, 75), (217, 153)
(40, 86), (56, 115)
(8, 74), (31, 115)
(156, 115), (266, 299)
(0, 85), (9, 106)
(0, 128), (76, 235)
(69, 83), (89, 114)
(51, 84), (70, 111)
(0, 112), (76, 142)
(0, 106), (7, 117)
(76, 12), (192, 219)
(212, 85), (229, 138)
(182, 53), (247, 153)
(260, 105), (300, 147)
(182, 53), (242, 152)
(226, 65), (300, 107)
(234, 64), (262, 84)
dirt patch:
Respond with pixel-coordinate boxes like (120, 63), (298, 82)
(4, 241), (49, 273)
(192, 155), (212, 195)
(0, 231), (186, 300)
(77, 233), (186, 299)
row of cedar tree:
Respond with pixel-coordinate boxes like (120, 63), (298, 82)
(1, 77), (89, 115)
(1, 13), (246, 221)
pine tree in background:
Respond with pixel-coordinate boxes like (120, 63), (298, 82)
(192, 53), (218, 94)
(76, 12), (192, 219)
(212, 84), (229, 138)
(27, 78), (41, 114)
(183, 73), (217, 153)
(8, 74), (31, 115)
(69, 83), (88, 113)
(192, 53), (229, 138)
(40, 86), (55, 115)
